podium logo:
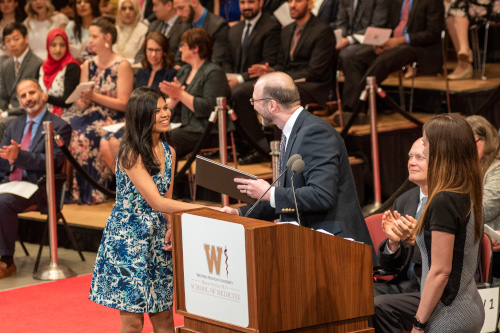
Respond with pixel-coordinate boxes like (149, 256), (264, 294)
(204, 244), (229, 278)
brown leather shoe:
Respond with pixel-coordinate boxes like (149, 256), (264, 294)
(0, 262), (16, 278)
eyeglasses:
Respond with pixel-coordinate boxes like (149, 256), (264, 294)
(249, 98), (271, 106)
(146, 48), (163, 54)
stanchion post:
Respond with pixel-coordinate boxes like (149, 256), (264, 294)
(270, 141), (280, 185)
(217, 97), (229, 206)
(33, 121), (76, 280)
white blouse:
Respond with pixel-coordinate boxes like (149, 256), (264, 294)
(24, 13), (69, 60)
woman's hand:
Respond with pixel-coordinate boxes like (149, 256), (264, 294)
(159, 78), (183, 99)
(163, 228), (173, 251)
(80, 86), (94, 102)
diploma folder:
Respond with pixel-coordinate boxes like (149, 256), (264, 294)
(195, 155), (257, 204)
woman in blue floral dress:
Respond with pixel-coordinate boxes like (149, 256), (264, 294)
(63, 17), (133, 204)
(89, 87), (204, 332)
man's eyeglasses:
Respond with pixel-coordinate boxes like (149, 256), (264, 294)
(249, 98), (271, 106)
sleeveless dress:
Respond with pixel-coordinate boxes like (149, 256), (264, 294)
(63, 58), (126, 205)
(89, 142), (174, 313)
(416, 191), (484, 332)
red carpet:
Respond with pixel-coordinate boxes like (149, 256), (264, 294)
(0, 274), (184, 332)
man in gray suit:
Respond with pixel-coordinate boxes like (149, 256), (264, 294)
(135, 0), (190, 65)
(173, 0), (232, 72)
(0, 22), (43, 140)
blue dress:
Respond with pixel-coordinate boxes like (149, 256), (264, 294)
(89, 142), (174, 313)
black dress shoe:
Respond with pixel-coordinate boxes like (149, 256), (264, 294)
(238, 151), (270, 165)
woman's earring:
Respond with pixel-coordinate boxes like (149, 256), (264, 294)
(192, 50), (196, 54)
(105, 42), (110, 48)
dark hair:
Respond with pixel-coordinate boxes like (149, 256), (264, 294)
(180, 27), (213, 60)
(118, 87), (170, 175)
(73, 0), (100, 43)
(466, 115), (500, 176)
(141, 32), (175, 70)
(3, 21), (27, 40)
(0, 0), (26, 22)
(17, 78), (43, 92)
(91, 16), (118, 44)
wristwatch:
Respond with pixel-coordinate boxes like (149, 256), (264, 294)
(412, 315), (427, 330)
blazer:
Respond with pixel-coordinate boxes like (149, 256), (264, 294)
(317, 0), (340, 28)
(171, 60), (230, 134)
(202, 11), (233, 73)
(275, 15), (336, 106)
(378, 186), (422, 286)
(388, 0), (444, 74)
(240, 109), (372, 247)
(0, 110), (72, 212)
(228, 13), (281, 80)
(0, 50), (43, 116)
(335, 0), (390, 36)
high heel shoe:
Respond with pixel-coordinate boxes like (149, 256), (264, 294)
(448, 63), (473, 80)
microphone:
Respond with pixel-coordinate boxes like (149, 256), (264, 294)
(244, 154), (302, 217)
(290, 159), (305, 226)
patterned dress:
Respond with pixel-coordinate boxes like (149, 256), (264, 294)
(63, 59), (126, 205)
(89, 142), (174, 313)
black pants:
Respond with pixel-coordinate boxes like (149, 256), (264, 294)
(169, 128), (202, 159)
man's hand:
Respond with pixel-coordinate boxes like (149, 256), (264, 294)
(235, 177), (271, 201)
(335, 37), (350, 51)
(374, 36), (407, 54)
(228, 77), (239, 88)
(382, 210), (401, 252)
(491, 231), (500, 252)
(0, 140), (21, 163)
(220, 206), (239, 215)
(248, 62), (273, 79)
(391, 215), (417, 245)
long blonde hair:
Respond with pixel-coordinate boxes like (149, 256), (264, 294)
(413, 114), (483, 241)
(24, 0), (56, 28)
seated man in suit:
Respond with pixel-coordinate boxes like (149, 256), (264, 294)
(341, 0), (443, 113)
(173, 0), (232, 72)
(221, 72), (373, 248)
(373, 137), (427, 332)
(0, 79), (72, 279)
(0, 22), (43, 140)
(234, 0), (336, 165)
(135, 0), (190, 64)
(312, 0), (338, 28)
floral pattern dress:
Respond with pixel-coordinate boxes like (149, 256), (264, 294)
(89, 142), (174, 313)
(63, 59), (125, 204)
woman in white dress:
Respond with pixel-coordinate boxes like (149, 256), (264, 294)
(113, 0), (147, 63)
(23, 0), (69, 60)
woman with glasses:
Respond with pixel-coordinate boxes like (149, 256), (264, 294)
(65, 0), (100, 62)
(159, 27), (229, 159)
(113, 0), (147, 63)
(135, 32), (176, 89)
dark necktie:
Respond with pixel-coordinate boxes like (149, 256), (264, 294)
(240, 23), (252, 73)
(10, 120), (34, 182)
(407, 196), (427, 281)
(289, 28), (301, 61)
(349, 0), (364, 35)
(278, 133), (287, 186)
(393, 0), (410, 37)
(161, 22), (169, 35)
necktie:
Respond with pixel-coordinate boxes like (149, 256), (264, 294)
(14, 59), (20, 76)
(415, 196), (427, 219)
(9, 120), (34, 182)
(161, 22), (169, 35)
(289, 28), (301, 61)
(278, 133), (287, 186)
(240, 23), (252, 73)
(349, 0), (364, 35)
(407, 195), (427, 282)
(393, 0), (410, 38)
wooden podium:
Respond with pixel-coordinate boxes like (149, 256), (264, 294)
(172, 209), (375, 333)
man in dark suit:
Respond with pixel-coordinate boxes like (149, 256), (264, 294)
(373, 138), (427, 332)
(173, 0), (232, 72)
(341, 0), (443, 112)
(234, 0), (336, 165)
(0, 79), (72, 279)
(135, 0), (190, 64)
(313, 0), (338, 28)
(0, 22), (43, 140)
(221, 72), (372, 247)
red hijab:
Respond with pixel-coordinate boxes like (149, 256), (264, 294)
(42, 29), (79, 91)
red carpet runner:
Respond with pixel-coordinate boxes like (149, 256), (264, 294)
(0, 274), (184, 332)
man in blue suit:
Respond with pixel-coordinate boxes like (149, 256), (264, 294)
(0, 79), (72, 279)
(221, 72), (372, 246)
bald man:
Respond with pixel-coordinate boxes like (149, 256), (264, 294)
(221, 72), (372, 246)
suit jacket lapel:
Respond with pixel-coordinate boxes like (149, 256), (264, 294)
(13, 115), (27, 144)
(282, 109), (307, 186)
(407, 0), (419, 31)
(292, 17), (314, 60)
(234, 21), (245, 70)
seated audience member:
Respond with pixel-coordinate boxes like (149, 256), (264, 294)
(233, 0), (336, 164)
(113, 0), (148, 63)
(135, 32), (177, 89)
(312, 0), (338, 28)
(173, 0), (232, 72)
(64, 17), (133, 204)
(341, 0), (443, 113)
(66, 0), (101, 62)
(159, 27), (230, 159)
(372, 138), (427, 332)
(446, 0), (498, 80)
(261, 0), (285, 14)
(39, 28), (81, 117)
(99, 0), (118, 17)
(52, 0), (75, 19)
(0, 79), (71, 279)
(0, 0), (25, 57)
(134, 0), (189, 65)
(23, 0), (69, 60)
(0, 22), (43, 139)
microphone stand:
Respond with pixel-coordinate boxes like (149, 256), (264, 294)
(291, 173), (301, 226)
